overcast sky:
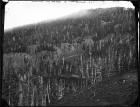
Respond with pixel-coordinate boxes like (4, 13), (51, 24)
(4, 1), (134, 31)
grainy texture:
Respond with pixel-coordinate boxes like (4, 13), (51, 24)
(2, 7), (137, 106)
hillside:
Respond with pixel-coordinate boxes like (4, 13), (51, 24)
(2, 7), (137, 106)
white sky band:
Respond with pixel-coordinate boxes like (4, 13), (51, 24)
(4, 1), (134, 31)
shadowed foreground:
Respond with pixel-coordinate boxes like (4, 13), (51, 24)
(49, 72), (138, 106)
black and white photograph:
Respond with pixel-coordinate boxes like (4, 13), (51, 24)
(2, 1), (138, 106)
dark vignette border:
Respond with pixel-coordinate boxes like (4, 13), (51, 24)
(131, 1), (140, 107)
(0, 1), (9, 107)
(0, 0), (139, 107)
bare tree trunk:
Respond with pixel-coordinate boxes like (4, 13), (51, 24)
(108, 48), (111, 78)
(80, 55), (84, 78)
(18, 83), (23, 106)
(35, 86), (38, 106)
(59, 79), (63, 100)
(90, 52), (92, 68)
(86, 63), (89, 79)
(27, 72), (30, 105)
(94, 68), (96, 85)
(8, 85), (11, 106)
(70, 64), (72, 73)
(31, 86), (35, 106)
(47, 80), (51, 104)
(44, 92), (47, 106)
(91, 67), (94, 85)
(118, 55), (121, 73)
(40, 76), (44, 106)
(62, 57), (64, 66)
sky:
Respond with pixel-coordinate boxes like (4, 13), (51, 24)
(4, 1), (134, 31)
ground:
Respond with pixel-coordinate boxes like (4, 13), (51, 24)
(50, 72), (138, 106)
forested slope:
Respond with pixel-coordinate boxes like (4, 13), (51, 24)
(2, 7), (137, 106)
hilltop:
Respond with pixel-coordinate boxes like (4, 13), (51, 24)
(2, 7), (137, 106)
(4, 7), (135, 53)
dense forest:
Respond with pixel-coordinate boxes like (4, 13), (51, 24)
(2, 7), (137, 106)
